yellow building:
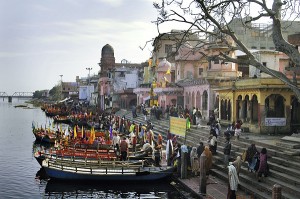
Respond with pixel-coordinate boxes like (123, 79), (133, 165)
(216, 78), (300, 134)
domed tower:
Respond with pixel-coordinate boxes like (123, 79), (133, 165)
(100, 44), (115, 77)
(98, 44), (115, 111)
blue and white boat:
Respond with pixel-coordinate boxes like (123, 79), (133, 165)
(42, 158), (174, 181)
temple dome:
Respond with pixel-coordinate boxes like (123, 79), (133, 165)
(101, 44), (114, 57)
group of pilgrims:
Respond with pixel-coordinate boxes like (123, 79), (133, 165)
(40, 103), (271, 199)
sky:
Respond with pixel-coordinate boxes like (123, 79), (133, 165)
(0, 0), (166, 95)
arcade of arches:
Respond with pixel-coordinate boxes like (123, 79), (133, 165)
(184, 85), (215, 120)
(218, 91), (300, 134)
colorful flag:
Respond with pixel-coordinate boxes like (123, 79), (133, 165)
(73, 126), (77, 138)
(89, 127), (95, 144)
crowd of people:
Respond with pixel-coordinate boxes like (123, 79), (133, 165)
(61, 104), (271, 199)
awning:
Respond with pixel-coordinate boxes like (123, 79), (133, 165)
(58, 97), (71, 103)
(144, 96), (150, 101)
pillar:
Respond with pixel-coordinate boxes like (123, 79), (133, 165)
(181, 145), (187, 179)
(272, 184), (281, 199)
(199, 152), (206, 195)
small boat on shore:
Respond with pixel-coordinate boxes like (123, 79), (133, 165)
(53, 115), (71, 124)
(42, 158), (174, 181)
(32, 128), (57, 144)
(14, 104), (28, 108)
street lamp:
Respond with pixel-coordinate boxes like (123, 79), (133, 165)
(86, 67), (92, 85)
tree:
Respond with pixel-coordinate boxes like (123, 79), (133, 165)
(49, 85), (61, 101)
(33, 90), (44, 99)
(153, 0), (300, 100)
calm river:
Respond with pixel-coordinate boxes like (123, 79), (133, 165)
(0, 99), (186, 199)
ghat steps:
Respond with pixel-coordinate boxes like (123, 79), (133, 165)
(115, 110), (300, 199)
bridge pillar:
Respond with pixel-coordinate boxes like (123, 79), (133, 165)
(8, 96), (12, 103)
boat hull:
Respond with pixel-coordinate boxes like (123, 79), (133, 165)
(43, 165), (174, 181)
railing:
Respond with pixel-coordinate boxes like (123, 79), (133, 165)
(0, 92), (33, 98)
(0, 92), (8, 97)
(43, 158), (145, 175)
(12, 92), (34, 98)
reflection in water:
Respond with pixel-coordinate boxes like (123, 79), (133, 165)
(36, 168), (184, 199)
(0, 100), (187, 199)
(43, 178), (183, 198)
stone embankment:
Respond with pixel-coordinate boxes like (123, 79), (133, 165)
(115, 109), (300, 199)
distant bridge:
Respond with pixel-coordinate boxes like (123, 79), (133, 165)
(1, 92), (34, 102)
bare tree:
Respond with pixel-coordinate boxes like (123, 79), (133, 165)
(153, 0), (300, 100)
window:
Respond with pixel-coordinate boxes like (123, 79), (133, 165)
(199, 68), (203, 75)
(119, 72), (125, 77)
(165, 44), (172, 54)
(262, 62), (267, 67)
(213, 58), (219, 64)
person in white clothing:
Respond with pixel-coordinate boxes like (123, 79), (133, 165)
(112, 131), (121, 156)
(227, 163), (239, 199)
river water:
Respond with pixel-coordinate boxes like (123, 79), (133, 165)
(0, 99), (186, 199)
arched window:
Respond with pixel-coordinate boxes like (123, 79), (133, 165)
(202, 91), (208, 110)
(215, 95), (219, 110)
(265, 94), (285, 117)
(196, 91), (201, 109)
(236, 95), (242, 120)
(220, 99), (226, 120)
(251, 95), (258, 123)
(228, 100), (232, 121)
(192, 92), (195, 108)
(186, 92), (190, 105)
(243, 95), (250, 121)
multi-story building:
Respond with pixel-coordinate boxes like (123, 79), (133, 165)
(134, 30), (239, 120)
(134, 22), (300, 133)
(61, 82), (79, 99)
(228, 18), (300, 50)
(97, 44), (144, 111)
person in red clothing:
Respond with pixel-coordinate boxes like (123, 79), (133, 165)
(120, 137), (128, 161)
(234, 120), (243, 140)
(132, 135), (137, 154)
(157, 133), (163, 146)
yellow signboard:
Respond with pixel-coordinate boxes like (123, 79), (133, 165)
(169, 116), (187, 137)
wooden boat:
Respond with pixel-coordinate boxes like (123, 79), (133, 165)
(14, 104), (28, 108)
(32, 128), (57, 144)
(42, 158), (174, 181)
(53, 115), (71, 124)
(45, 110), (69, 117)
(34, 147), (117, 166)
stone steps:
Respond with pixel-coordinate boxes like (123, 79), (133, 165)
(211, 168), (273, 199)
(115, 110), (300, 199)
(212, 156), (300, 199)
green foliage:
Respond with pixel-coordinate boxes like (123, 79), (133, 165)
(49, 85), (61, 101)
(33, 90), (44, 99)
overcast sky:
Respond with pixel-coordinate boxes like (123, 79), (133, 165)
(0, 0), (165, 95)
